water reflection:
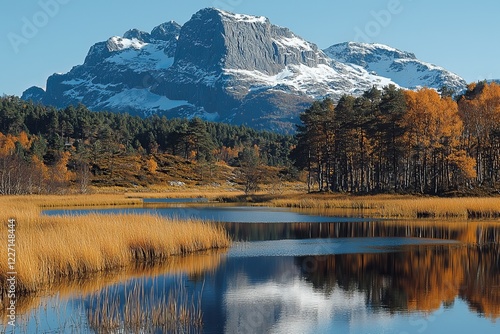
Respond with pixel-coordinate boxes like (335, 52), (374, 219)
(223, 220), (500, 244)
(0, 251), (226, 324)
(295, 246), (500, 317)
(5, 205), (500, 333)
(195, 243), (499, 333)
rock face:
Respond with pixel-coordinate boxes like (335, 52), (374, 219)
(324, 42), (467, 93)
(23, 20), (186, 117)
(22, 8), (468, 133)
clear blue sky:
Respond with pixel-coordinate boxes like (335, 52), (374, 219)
(1, 0), (499, 96)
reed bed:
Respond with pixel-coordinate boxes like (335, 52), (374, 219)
(87, 279), (203, 333)
(0, 251), (225, 319)
(271, 196), (500, 219)
(0, 196), (230, 296)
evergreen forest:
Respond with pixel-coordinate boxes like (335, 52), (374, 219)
(1, 81), (500, 195)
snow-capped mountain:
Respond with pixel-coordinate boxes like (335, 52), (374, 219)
(324, 42), (467, 93)
(22, 8), (467, 133)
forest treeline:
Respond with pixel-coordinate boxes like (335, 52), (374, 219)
(293, 82), (500, 195)
(2, 81), (500, 195)
(0, 96), (294, 194)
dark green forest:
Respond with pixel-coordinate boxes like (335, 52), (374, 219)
(1, 81), (500, 195)
(0, 96), (295, 194)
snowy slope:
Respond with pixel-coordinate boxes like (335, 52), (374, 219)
(22, 8), (469, 133)
(324, 42), (467, 93)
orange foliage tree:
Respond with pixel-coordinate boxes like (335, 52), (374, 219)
(401, 88), (472, 193)
(458, 82), (500, 187)
(0, 131), (51, 194)
(147, 156), (158, 174)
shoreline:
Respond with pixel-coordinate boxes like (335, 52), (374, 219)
(0, 195), (231, 297)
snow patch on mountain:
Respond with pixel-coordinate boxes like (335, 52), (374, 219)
(107, 37), (147, 51)
(100, 88), (192, 112)
(273, 36), (314, 52)
(225, 62), (396, 99)
(215, 8), (268, 24)
(324, 42), (467, 92)
(106, 43), (174, 71)
(21, 8), (470, 133)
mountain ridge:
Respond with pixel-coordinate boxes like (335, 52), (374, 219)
(324, 41), (467, 92)
(22, 8), (468, 133)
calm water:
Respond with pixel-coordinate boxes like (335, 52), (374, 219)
(4, 204), (500, 333)
(43, 205), (374, 223)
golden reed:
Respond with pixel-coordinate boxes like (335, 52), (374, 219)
(0, 195), (230, 296)
(270, 195), (500, 219)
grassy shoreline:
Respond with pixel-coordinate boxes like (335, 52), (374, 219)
(2, 191), (500, 295)
(0, 195), (230, 296)
(268, 194), (500, 219)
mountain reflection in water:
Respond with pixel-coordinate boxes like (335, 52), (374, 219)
(4, 207), (500, 333)
(207, 243), (500, 333)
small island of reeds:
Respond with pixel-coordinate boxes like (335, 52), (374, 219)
(0, 195), (230, 296)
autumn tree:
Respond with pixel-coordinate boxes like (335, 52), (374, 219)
(147, 156), (158, 174)
(401, 88), (469, 193)
(458, 82), (500, 187)
(293, 86), (477, 194)
(0, 132), (49, 194)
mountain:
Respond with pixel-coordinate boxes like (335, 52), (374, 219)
(324, 42), (467, 93)
(23, 20), (186, 116)
(22, 8), (466, 133)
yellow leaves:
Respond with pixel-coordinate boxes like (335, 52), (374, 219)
(52, 151), (75, 183)
(402, 88), (462, 150)
(147, 156), (158, 174)
(216, 146), (241, 164)
(478, 82), (500, 123)
(18, 131), (31, 149)
(459, 82), (500, 140)
(447, 150), (477, 179)
(0, 132), (17, 156)
(32, 155), (49, 180)
(0, 131), (32, 156)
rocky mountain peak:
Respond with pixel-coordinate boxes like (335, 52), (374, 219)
(325, 42), (417, 66)
(123, 29), (151, 43)
(21, 8), (469, 133)
(325, 42), (467, 92)
(173, 8), (326, 75)
(151, 21), (181, 41)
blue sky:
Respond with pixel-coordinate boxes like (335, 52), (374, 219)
(1, 0), (499, 96)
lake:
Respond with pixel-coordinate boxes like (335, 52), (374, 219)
(3, 203), (500, 333)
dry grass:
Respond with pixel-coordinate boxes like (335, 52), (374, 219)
(0, 193), (142, 209)
(0, 251), (225, 320)
(0, 195), (230, 296)
(87, 279), (203, 333)
(271, 195), (500, 219)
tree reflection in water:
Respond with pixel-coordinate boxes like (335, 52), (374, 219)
(296, 244), (499, 318)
